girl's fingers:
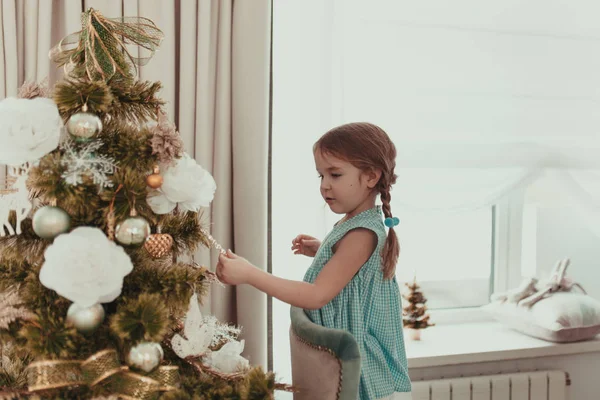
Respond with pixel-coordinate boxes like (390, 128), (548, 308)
(226, 249), (238, 258)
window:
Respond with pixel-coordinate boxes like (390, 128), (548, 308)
(394, 207), (494, 309)
(271, 0), (599, 388)
(270, 0), (511, 387)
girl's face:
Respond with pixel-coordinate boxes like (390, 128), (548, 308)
(314, 149), (380, 218)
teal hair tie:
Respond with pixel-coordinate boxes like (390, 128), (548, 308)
(384, 217), (400, 228)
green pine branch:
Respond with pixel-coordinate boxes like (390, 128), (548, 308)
(110, 293), (169, 343)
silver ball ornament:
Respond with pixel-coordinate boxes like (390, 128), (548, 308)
(32, 206), (71, 239)
(66, 112), (103, 142)
(66, 303), (105, 334)
(115, 216), (151, 246)
(127, 342), (164, 372)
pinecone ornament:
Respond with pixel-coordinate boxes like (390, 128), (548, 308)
(145, 229), (173, 258)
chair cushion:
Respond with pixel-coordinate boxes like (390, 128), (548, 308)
(289, 327), (342, 399)
(289, 306), (361, 400)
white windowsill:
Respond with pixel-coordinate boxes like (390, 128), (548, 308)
(406, 321), (600, 369)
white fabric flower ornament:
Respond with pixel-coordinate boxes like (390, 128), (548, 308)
(39, 227), (134, 307)
(147, 153), (216, 214)
(0, 97), (63, 166)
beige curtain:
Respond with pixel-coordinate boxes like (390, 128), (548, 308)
(0, 0), (271, 368)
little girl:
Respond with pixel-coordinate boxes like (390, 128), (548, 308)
(216, 122), (412, 399)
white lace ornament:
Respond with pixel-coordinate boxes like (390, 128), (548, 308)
(171, 293), (249, 374)
(204, 339), (250, 374)
(171, 293), (215, 359)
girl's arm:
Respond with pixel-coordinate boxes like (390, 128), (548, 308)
(216, 228), (377, 310)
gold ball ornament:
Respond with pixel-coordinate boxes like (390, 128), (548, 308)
(66, 303), (105, 334)
(146, 174), (163, 189)
(115, 214), (151, 246)
(66, 105), (103, 142)
(127, 342), (164, 373)
(146, 169), (164, 189)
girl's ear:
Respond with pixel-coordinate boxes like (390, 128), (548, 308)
(365, 168), (382, 189)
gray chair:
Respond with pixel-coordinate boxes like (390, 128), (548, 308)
(289, 306), (361, 400)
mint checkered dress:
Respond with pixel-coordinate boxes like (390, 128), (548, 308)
(303, 206), (412, 399)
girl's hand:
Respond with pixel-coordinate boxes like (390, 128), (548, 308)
(216, 250), (254, 285)
(291, 234), (321, 257)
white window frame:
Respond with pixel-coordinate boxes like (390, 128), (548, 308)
(321, 191), (526, 320)
(429, 191), (526, 324)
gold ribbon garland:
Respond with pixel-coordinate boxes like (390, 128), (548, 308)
(80, 349), (126, 386)
(110, 371), (161, 400)
(148, 365), (180, 391)
(26, 349), (179, 399)
(26, 360), (85, 391)
(49, 8), (164, 81)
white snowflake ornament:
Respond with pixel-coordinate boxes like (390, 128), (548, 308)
(39, 227), (133, 307)
(0, 97), (63, 166)
(61, 139), (116, 189)
(147, 153), (216, 214)
(171, 293), (216, 359)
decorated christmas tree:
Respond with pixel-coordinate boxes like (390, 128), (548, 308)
(402, 277), (434, 340)
(0, 8), (288, 399)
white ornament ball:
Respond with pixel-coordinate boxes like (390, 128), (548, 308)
(128, 342), (164, 373)
(115, 216), (151, 246)
(66, 112), (102, 142)
(32, 206), (71, 239)
(66, 302), (105, 334)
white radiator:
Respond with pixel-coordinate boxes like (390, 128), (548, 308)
(412, 370), (569, 400)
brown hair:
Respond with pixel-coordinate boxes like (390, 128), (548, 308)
(314, 122), (399, 279)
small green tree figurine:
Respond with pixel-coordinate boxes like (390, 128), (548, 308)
(402, 277), (434, 340)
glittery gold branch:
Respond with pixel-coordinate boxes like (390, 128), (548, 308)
(199, 228), (226, 256)
(198, 228), (227, 286)
(49, 8), (164, 81)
